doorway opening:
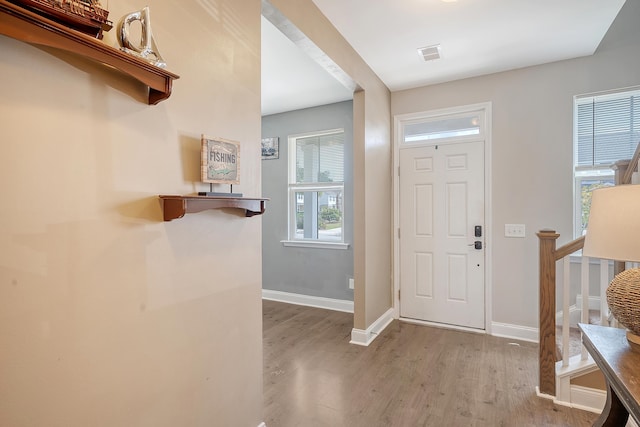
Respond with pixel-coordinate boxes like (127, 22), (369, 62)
(260, 6), (356, 316)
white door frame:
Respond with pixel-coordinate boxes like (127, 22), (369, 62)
(392, 102), (493, 334)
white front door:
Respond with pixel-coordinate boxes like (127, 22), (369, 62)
(399, 140), (485, 329)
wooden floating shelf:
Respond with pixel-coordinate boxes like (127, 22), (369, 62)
(159, 195), (269, 221)
(0, 0), (179, 104)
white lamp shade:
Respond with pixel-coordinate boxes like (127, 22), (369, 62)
(583, 185), (640, 262)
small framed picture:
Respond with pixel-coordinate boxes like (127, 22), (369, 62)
(261, 137), (279, 160)
(201, 135), (240, 184)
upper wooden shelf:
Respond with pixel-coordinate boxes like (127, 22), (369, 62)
(159, 195), (269, 221)
(0, 0), (179, 104)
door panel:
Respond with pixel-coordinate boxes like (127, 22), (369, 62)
(448, 254), (467, 301)
(399, 141), (485, 329)
(447, 182), (467, 236)
(415, 252), (433, 297)
(415, 184), (433, 236)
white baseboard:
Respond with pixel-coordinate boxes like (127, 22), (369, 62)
(540, 385), (637, 427)
(257, 423), (266, 427)
(538, 384), (603, 414)
(262, 289), (354, 313)
(491, 322), (538, 343)
(566, 385), (605, 414)
(564, 384), (638, 427)
(535, 386), (555, 401)
(350, 308), (394, 346)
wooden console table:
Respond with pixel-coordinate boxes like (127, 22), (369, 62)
(579, 323), (640, 427)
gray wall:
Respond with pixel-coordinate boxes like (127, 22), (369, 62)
(262, 101), (354, 301)
(391, 0), (640, 330)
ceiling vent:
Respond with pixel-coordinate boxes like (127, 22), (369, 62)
(418, 44), (441, 62)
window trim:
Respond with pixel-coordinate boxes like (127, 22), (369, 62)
(280, 240), (349, 250)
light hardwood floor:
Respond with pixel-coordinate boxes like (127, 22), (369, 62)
(263, 300), (597, 427)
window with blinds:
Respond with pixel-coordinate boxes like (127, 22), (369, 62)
(575, 90), (640, 167)
(574, 88), (640, 237)
(288, 129), (344, 243)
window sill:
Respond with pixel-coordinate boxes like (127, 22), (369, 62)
(281, 240), (350, 250)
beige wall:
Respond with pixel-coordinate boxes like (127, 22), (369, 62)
(391, 0), (640, 330)
(267, 0), (392, 330)
(0, 1), (263, 426)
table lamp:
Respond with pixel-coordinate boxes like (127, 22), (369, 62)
(583, 185), (640, 345)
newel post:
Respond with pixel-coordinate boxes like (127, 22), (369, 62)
(537, 229), (560, 397)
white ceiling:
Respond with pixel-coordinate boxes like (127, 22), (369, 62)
(261, 16), (353, 116)
(262, 0), (626, 116)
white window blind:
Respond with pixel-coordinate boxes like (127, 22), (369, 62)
(576, 90), (640, 167)
(295, 133), (344, 183)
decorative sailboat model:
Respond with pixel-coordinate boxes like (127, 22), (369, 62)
(8, 0), (112, 39)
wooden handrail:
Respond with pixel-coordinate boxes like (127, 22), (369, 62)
(554, 235), (585, 260)
(622, 141), (640, 185)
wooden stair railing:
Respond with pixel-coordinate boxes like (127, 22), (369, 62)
(537, 230), (585, 397)
(537, 144), (638, 398)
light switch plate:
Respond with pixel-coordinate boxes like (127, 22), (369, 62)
(505, 224), (526, 238)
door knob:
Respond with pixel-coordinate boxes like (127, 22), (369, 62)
(467, 241), (482, 250)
